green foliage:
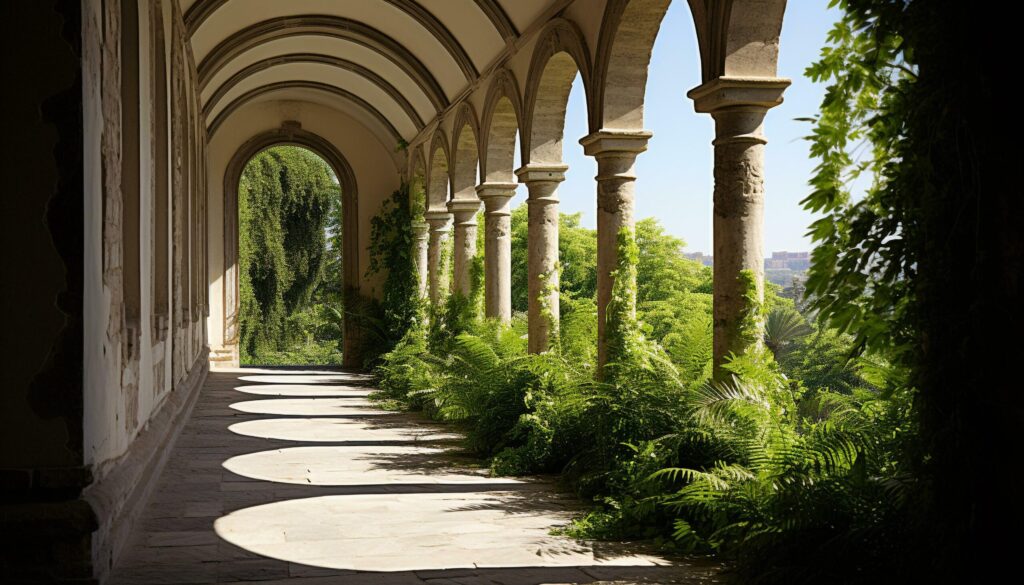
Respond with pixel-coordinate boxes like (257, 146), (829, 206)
(735, 269), (765, 356)
(373, 203), (913, 583)
(510, 206), (597, 312)
(360, 183), (423, 366)
(635, 218), (711, 301)
(801, 0), (914, 363)
(764, 306), (813, 361)
(603, 226), (648, 382)
(238, 146), (342, 364)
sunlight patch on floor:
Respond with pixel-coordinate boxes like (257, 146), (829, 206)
(228, 398), (386, 416)
(228, 417), (462, 443)
(213, 492), (670, 572)
(221, 445), (521, 486)
(233, 383), (372, 397)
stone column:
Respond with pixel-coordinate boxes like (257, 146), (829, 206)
(476, 182), (517, 323)
(580, 130), (651, 373)
(515, 164), (567, 353)
(424, 210), (452, 306)
(411, 220), (429, 298)
(447, 199), (482, 297)
(688, 76), (790, 376)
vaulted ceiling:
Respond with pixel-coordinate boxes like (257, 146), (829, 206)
(186, 0), (558, 146)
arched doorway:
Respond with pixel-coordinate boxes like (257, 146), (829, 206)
(219, 126), (361, 368)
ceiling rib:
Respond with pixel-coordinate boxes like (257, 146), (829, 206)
(202, 53), (425, 129)
(473, 0), (518, 40)
(208, 80), (403, 144)
(197, 16), (449, 112)
(382, 0), (478, 80)
(186, 0), (476, 81)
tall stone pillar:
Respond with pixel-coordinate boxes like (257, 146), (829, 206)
(515, 164), (567, 353)
(447, 199), (482, 297)
(411, 220), (429, 298)
(688, 77), (790, 376)
(424, 211), (452, 305)
(580, 130), (651, 373)
(476, 182), (516, 322)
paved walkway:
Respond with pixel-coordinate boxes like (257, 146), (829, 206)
(110, 368), (721, 584)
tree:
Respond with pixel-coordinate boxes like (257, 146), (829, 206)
(635, 218), (710, 303)
(238, 146), (338, 362)
(804, 1), (1020, 578)
(510, 206), (597, 312)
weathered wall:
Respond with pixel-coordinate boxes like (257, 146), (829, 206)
(83, 0), (207, 477)
(78, 0), (210, 581)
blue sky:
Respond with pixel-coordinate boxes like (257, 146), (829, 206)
(510, 1), (838, 254)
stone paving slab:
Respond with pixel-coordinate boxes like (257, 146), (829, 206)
(108, 368), (721, 584)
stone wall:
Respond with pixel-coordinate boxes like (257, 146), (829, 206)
(1, 0), (212, 581)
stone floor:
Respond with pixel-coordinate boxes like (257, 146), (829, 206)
(109, 368), (721, 584)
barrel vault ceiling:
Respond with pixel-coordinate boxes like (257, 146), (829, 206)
(186, 0), (558, 146)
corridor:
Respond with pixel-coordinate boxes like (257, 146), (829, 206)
(108, 369), (721, 584)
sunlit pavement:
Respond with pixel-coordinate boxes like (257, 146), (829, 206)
(109, 368), (721, 584)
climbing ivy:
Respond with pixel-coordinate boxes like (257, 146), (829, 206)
(536, 262), (561, 351)
(429, 225), (485, 348)
(362, 183), (422, 363)
(238, 146), (338, 363)
(736, 268), (766, 355)
(603, 226), (644, 381)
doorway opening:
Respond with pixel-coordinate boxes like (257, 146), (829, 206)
(237, 145), (344, 365)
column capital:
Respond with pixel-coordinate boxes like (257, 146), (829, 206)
(447, 199), (481, 223)
(687, 76), (791, 114)
(424, 210), (452, 232)
(475, 181), (517, 199)
(515, 163), (568, 183)
(579, 129), (652, 157)
(411, 220), (429, 239)
(477, 182), (517, 216)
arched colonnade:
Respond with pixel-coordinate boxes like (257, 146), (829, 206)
(409, 0), (789, 371)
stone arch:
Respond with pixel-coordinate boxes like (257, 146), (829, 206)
(206, 80), (403, 145)
(522, 18), (593, 164)
(594, 0), (672, 130)
(426, 129), (451, 211)
(220, 126), (361, 367)
(479, 69), (523, 183)
(450, 103), (481, 202)
(688, 0), (786, 82)
(201, 54), (426, 129)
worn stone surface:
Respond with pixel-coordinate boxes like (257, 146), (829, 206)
(448, 200), (481, 298)
(688, 78), (789, 375)
(477, 183), (516, 323)
(516, 165), (567, 354)
(412, 221), (430, 299)
(108, 368), (721, 584)
(424, 212), (453, 305)
(580, 131), (651, 373)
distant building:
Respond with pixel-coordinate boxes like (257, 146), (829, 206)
(685, 250), (810, 275)
(684, 252), (714, 267)
(767, 251), (810, 271)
